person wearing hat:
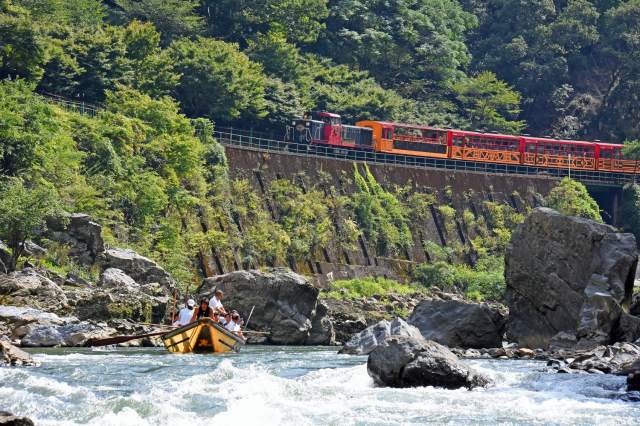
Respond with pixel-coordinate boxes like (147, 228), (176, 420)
(173, 299), (196, 326)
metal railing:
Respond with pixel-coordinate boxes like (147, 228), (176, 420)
(39, 92), (102, 117)
(213, 128), (634, 187)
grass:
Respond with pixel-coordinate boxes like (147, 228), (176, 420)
(324, 276), (421, 300)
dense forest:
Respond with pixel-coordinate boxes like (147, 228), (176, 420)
(2, 0), (639, 140)
(0, 0), (630, 298)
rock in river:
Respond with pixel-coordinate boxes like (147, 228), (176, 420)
(0, 340), (36, 366)
(367, 336), (491, 389)
(505, 207), (637, 349)
(197, 268), (334, 345)
(408, 296), (506, 349)
(340, 318), (422, 355)
(0, 411), (34, 426)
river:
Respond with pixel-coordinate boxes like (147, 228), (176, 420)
(0, 346), (638, 425)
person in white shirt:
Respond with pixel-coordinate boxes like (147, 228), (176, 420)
(226, 313), (243, 337)
(209, 289), (226, 314)
(173, 299), (195, 326)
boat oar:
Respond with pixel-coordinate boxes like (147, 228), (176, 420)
(244, 305), (255, 331)
(85, 330), (170, 347)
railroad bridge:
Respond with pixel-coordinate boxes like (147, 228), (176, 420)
(215, 128), (627, 227)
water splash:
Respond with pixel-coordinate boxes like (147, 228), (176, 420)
(0, 347), (637, 425)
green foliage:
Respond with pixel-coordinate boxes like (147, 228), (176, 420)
(202, 0), (329, 44)
(326, 277), (418, 300)
(321, 0), (476, 96)
(0, 178), (64, 271)
(116, 0), (204, 44)
(0, 0), (49, 82)
(269, 179), (334, 260)
(169, 37), (267, 123)
(621, 183), (640, 246)
(413, 255), (505, 301)
(17, 0), (105, 27)
(452, 71), (526, 133)
(351, 164), (413, 256)
(546, 177), (602, 222)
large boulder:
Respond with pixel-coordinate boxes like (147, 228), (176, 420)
(20, 322), (116, 347)
(408, 297), (506, 349)
(505, 208), (637, 349)
(0, 269), (69, 314)
(197, 268), (334, 345)
(74, 268), (168, 323)
(0, 340), (36, 366)
(340, 318), (422, 355)
(101, 248), (176, 290)
(46, 213), (104, 265)
(367, 336), (491, 389)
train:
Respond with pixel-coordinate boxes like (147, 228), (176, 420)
(285, 111), (637, 174)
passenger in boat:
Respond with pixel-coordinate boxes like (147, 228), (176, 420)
(209, 289), (226, 314)
(173, 299), (196, 326)
(220, 311), (231, 326)
(229, 313), (243, 337)
(190, 298), (214, 322)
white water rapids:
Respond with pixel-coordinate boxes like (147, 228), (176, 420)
(0, 346), (638, 425)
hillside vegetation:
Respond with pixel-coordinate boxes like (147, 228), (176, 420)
(0, 0), (625, 299)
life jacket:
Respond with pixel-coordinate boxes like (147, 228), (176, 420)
(197, 307), (210, 319)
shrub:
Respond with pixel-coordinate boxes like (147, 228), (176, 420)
(325, 277), (418, 299)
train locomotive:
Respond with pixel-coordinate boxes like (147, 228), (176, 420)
(285, 112), (636, 174)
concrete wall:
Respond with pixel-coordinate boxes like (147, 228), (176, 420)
(216, 146), (561, 283)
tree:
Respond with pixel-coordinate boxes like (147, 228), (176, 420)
(452, 71), (526, 133)
(115, 0), (203, 45)
(0, 179), (63, 272)
(0, 0), (49, 82)
(201, 0), (329, 45)
(320, 0), (476, 97)
(16, 0), (105, 27)
(168, 37), (267, 123)
(545, 177), (602, 221)
(621, 182), (640, 246)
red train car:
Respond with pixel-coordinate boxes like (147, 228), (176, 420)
(286, 112), (373, 149)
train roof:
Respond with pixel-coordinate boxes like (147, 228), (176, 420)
(360, 120), (448, 132)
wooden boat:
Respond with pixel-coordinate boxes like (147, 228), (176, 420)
(162, 318), (245, 354)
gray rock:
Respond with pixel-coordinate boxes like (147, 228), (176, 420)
(98, 268), (139, 289)
(615, 312), (640, 343)
(101, 248), (176, 290)
(0, 340), (36, 366)
(340, 318), (422, 355)
(306, 301), (335, 345)
(197, 268), (334, 345)
(559, 342), (640, 375)
(0, 411), (34, 426)
(367, 336), (491, 389)
(21, 322), (116, 347)
(505, 207), (637, 349)
(408, 297), (506, 349)
(0, 269), (69, 314)
(548, 331), (578, 353)
(628, 371), (640, 392)
(46, 213), (104, 265)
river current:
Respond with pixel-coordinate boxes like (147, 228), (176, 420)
(0, 346), (638, 425)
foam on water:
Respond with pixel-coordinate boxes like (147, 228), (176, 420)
(0, 347), (638, 426)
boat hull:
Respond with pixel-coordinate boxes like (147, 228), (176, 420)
(162, 318), (244, 354)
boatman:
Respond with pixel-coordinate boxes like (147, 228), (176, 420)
(173, 299), (196, 326)
(209, 289), (226, 314)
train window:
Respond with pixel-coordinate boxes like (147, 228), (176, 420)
(383, 128), (393, 139)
